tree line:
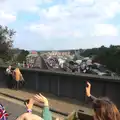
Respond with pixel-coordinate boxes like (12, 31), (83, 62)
(81, 45), (120, 74)
(0, 25), (29, 65)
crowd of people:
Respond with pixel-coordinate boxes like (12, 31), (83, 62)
(0, 79), (120, 120)
(5, 66), (25, 90)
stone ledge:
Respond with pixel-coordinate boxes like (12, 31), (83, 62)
(0, 88), (93, 119)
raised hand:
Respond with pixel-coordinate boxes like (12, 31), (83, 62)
(34, 93), (49, 106)
(26, 98), (35, 110)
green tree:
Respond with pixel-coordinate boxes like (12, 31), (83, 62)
(16, 50), (29, 63)
(0, 25), (16, 62)
(81, 45), (120, 74)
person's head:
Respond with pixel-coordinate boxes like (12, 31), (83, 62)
(8, 66), (11, 69)
(16, 113), (43, 120)
(93, 97), (120, 120)
(15, 68), (20, 72)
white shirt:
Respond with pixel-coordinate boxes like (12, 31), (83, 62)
(6, 68), (11, 74)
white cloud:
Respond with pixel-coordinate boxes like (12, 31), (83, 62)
(0, 0), (53, 25)
(0, 10), (16, 25)
(68, 0), (94, 6)
(28, 0), (120, 38)
(0, 0), (55, 13)
(29, 22), (83, 39)
(43, 0), (53, 3)
(103, 1), (120, 18)
(93, 24), (118, 36)
(0, 0), (41, 25)
(0, 0), (42, 13)
(0, 0), (120, 49)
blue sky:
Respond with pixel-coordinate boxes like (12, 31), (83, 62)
(0, 0), (120, 50)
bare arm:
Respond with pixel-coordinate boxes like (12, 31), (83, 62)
(86, 82), (97, 102)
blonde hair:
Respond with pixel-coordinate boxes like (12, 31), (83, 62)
(14, 68), (21, 81)
(15, 68), (21, 73)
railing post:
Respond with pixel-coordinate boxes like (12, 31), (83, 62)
(57, 77), (60, 96)
(35, 72), (38, 91)
(103, 81), (107, 96)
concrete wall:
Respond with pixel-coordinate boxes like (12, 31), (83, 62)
(1, 66), (120, 109)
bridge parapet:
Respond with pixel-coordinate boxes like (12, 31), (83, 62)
(0, 66), (120, 110)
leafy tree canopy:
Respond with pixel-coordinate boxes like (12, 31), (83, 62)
(16, 50), (29, 63)
(0, 25), (16, 61)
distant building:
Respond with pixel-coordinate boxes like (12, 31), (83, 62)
(48, 51), (71, 56)
(39, 49), (78, 56)
(26, 51), (38, 64)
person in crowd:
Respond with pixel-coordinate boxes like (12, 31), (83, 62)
(6, 66), (12, 75)
(16, 93), (52, 120)
(5, 66), (13, 88)
(13, 68), (24, 90)
(86, 81), (120, 120)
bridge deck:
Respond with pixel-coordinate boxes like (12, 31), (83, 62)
(0, 88), (93, 116)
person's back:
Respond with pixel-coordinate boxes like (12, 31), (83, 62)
(14, 68), (21, 81)
(13, 68), (22, 90)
